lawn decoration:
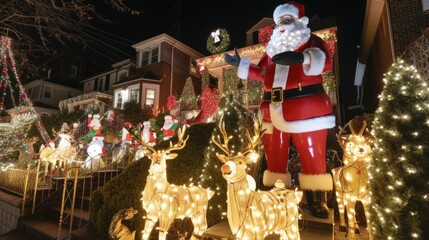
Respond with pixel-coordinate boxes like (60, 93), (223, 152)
(133, 125), (214, 240)
(39, 141), (56, 176)
(212, 112), (302, 239)
(161, 114), (178, 140)
(88, 113), (103, 134)
(332, 119), (373, 240)
(83, 133), (105, 170)
(40, 123), (78, 176)
(108, 207), (138, 240)
(111, 138), (129, 164)
(16, 136), (38, 168)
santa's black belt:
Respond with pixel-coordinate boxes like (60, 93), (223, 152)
(263, 83), (325, 103)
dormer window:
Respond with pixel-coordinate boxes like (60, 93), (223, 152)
(118, 69), (128, 81)
(139, 46), (159, 67)
(69, 65), (78, 80)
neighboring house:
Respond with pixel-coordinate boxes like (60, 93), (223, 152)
(22, 47), (96, 116)
(68, 34), (203, 114)
(356, 0), (429, 117)
(64, 59), (134, 114)
(23, 79), (81, 116)
(112, 34), (203, 110)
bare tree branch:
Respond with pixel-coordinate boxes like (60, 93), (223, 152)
(0, 0), (139, 73)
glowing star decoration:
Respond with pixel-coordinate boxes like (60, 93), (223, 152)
(212, 112), (303, 240)
(132, 125), (215, 240)
(332, 119), (374, 240)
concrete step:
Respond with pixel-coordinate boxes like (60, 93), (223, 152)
(18, 215), (70, 240)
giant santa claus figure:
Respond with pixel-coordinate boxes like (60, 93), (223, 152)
(225, 1), (335, 218)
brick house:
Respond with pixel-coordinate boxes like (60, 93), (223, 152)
(357, 0), (429, 115)
(114, 34), (203, 110)
(67, 34), (203, 114)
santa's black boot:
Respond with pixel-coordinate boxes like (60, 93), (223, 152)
(306, 190), (329, 218)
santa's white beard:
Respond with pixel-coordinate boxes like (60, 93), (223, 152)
(266, 23), (311, 57)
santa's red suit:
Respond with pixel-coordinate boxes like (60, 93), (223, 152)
(230, 1), (335, 203)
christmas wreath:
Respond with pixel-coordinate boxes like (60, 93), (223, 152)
(207, 28), (230, 54)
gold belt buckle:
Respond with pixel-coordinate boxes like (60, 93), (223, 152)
(271, 87), (283, 103)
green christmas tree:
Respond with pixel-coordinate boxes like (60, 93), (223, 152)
(179, 77), (198, 111)
(369, 59), (429, 239)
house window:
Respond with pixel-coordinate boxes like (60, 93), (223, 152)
(141, 51), (149, 66)
(94, 77), (105, 92)
(140, 46), (159, 67)
(130, 88), (140, 103)
(35, 86), (40, 98)
(423, 0), (429, 11)
(69, 65), (78, 80)
(118, 70), (128, 81)
(151, 47), (159, 63)
(47, 68), (52, 79)
(145, 89), (155, 106)
(43, 86), (52, 98)
(115, 91), (123, 109)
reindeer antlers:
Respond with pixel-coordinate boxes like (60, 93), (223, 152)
(212, 114), (232, 158)
(167, 125), (189, 153)
(242, 111), (265, 157)
(212, 111), (265, 163)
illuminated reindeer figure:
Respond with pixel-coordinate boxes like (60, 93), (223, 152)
(213, 112), (303, 240)
(332, 119), (373, 240)
(133, 125), (214, 240)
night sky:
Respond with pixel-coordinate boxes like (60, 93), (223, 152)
(90, 0), (366, 64)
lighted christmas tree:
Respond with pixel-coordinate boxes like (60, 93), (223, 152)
(0, 36), (50, 161)
(368, 59), (429, 239)
(198, 94), (257, 226)
(179, 77), (198, 111)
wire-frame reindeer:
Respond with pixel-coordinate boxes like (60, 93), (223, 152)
(131, 125), (215, 240)
(212, 112), (303, 240)
(332, 119), (373, 240)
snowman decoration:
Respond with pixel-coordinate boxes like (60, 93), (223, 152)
(83, 134), (105, 170)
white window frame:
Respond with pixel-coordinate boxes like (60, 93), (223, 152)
(139, 45), (160, 67)
(129, 86), (140, 104)
(142, 83), (160, 107)
(114, 90), (124, 109)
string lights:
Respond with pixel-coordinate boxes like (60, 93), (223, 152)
(369, 59), (429, 239)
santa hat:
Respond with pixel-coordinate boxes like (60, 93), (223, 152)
(123, 121), (132, 127)
(94, 133), (104, 140)
(164, 115), (175, 121)
(273, 1), (305, 25)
